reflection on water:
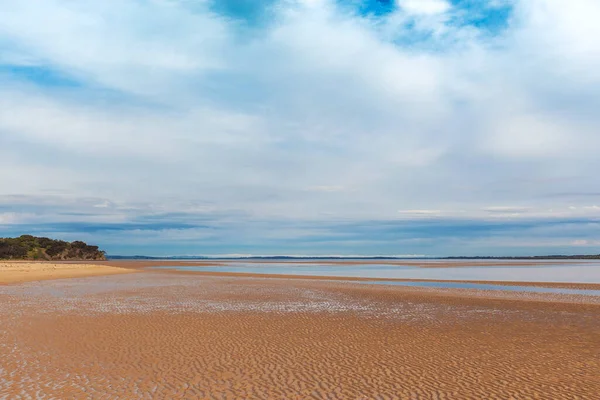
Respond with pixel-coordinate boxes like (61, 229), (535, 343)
(155, 261), (600, 284)
(361, 281), (600, 296)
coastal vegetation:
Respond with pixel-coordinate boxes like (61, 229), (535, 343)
(0, 235), (106, 261)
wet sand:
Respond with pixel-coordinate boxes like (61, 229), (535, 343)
(0, 262), (135, 284)
(1, 270), (599, 399)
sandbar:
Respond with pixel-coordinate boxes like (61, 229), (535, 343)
(0, 262), (135, 284)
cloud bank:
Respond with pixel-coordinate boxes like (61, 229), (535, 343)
(1, 0), (599, 256)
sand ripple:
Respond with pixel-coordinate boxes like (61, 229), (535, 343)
(1, 273), (599, 399)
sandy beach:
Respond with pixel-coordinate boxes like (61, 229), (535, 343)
(4, 0), (598, 397)
(1, 265), (599, 399)
(0, 262), (135, 284)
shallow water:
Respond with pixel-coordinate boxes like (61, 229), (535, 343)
(361, 280), (600, 296)
(155, 261), (600, 284)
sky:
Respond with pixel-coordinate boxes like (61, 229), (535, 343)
(1, 0), (600, 257)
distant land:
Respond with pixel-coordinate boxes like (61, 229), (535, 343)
(445, 255), (600, 260)
(0, 235), (106, 261)
(107, 254), (600, 260)
(107, 255), (426, 260)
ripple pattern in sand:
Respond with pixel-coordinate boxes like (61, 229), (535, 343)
(1, 273), (599, 399)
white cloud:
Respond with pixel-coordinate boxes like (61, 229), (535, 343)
(398, 210), (442, 216)
(571, 239), (600, 247)
(512, 0), (600, 77)
(482, 114), (571, 158)
(0, 213), (31, 224)
(399, 0), (451, 16)
(0, 1), (233, 103)
(482, 206), (529, 214)
(1, 0), (600, 253)
(307, 186), (347, 193)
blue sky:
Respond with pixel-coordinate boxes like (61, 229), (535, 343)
(1, 0), (600, 256)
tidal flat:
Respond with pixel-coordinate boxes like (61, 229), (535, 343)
(1, 262), (599, 399)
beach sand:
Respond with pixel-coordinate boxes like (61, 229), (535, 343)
(0, 262), (135, 284)
(1, 270), (599, 399)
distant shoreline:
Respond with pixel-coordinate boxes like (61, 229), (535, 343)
(107, 255), (600, 260)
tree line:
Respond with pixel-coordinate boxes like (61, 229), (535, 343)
(0, 235), (106, 261)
